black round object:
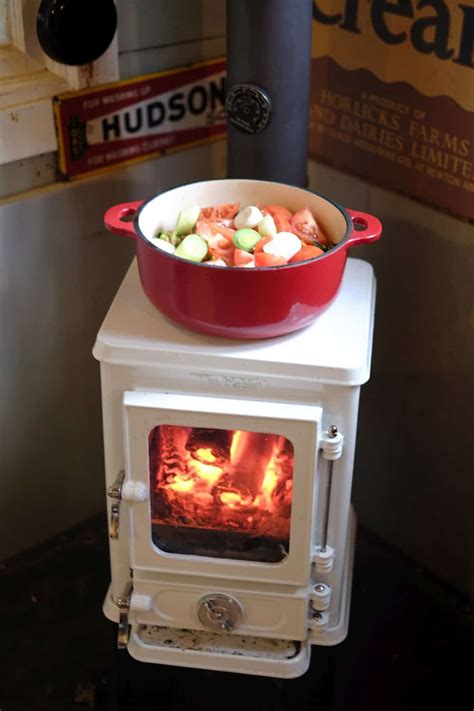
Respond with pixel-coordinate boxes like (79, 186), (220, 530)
(37, 0), (117, 66)
(225, 84), (272, 134)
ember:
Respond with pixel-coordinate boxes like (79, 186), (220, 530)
(149, 426), (294, 559)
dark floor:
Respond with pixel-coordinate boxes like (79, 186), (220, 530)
(1, 516), (473, 711)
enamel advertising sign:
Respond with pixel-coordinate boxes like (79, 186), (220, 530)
(54, 58), (226, 179)
(309, 0), (474, 220)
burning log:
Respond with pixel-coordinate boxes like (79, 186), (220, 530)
(151, 426), (294, 546)
(185, 428), (232, 466)
(225, 431), (280, 498)
(158, 426), (188, 481)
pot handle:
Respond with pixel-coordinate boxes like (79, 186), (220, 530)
(104, 201), (144, 239)
(344, 209), (382, 249)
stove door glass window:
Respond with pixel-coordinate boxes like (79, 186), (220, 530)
(149, 425), (294, 562)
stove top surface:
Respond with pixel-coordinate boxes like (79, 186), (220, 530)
(93, 258), (375, 385)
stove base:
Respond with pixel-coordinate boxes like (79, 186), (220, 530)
(103, 509), (356, 678)
(130, 626), (310, 678)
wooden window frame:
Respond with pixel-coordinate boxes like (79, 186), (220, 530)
(0, 0), (118, 165)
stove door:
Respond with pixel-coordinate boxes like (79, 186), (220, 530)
(122, 391), (321, 585)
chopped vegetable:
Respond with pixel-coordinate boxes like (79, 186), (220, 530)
(314, 242), (329, 252)
(263, 232), (301, 261)
(253, 236), (273, 253)
(254, 252), (287, 267)
(262, 205), (293, 233)
(153, 201), (333, 267)
(148, 237), (176, 254)
(257, 215), (277, 238)
(234, 249), (255, 267)
(175, 234), (208, 262)
(175, 205), (200, 236)
(233, 228), (261, 252)
(234, 206), (264, 229)
(289, 245), (324, 263)
(159, 231), (181, 246)
(263, 204), (293, 222)
(200, 203), (239, 222)
(196, 219), (235, 242)
(195, 220), (235, 264)
(291, 208), (328, 246)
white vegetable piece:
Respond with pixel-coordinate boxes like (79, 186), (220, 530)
(148, 237), (176, 254)
(234, 205), (264, 229)
(175, 205), (200, 236)
(257, 215), (277, 238)
(263, 232), (302, 261)
(207, 258), (227, 266)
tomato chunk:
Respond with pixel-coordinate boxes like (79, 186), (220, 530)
(195, 220), (235, 264)
(196, 219), (235, 241)
(253, 236), (273, 253)
(233, 248), (255, 267)
(289, 245), (324, 263)
(199, 203), (240, 223)
(263, 204), (293, 221)
(262, 204), (293, 233)
(291, 207), (328, 245)
(254, 252), (287, 267)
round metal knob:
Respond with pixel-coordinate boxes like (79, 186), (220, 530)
(197, 594), (243, 632)
(37, 0), (117, 66)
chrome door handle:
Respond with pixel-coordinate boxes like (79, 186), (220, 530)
(116, 580), (133, 649)
(107, 470), (125, 540)
(109, 503), (120, 540)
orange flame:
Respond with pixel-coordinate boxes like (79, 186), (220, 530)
(151, 426), (294, 539)
(220, 491), (244, 507)
(189, 458), (222, 485)
(194, 447), (217, 464)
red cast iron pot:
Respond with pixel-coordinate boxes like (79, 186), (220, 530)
(104, 179), (381, 339)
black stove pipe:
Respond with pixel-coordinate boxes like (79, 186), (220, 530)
(226, 0), (313, 188)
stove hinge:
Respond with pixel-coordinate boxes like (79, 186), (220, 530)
(308, 426), (344, 634)
(116, 580), (133, 649)
(312, 425), (344, 575)
(107, 469), (148, 540)
(115, 581), (154, 648)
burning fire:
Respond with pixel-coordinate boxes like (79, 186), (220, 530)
(149, 426), (294, 540)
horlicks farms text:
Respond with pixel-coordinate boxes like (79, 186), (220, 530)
(309, 0), (474, 219)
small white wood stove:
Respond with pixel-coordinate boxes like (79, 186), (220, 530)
(93, 256), (376, 679)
